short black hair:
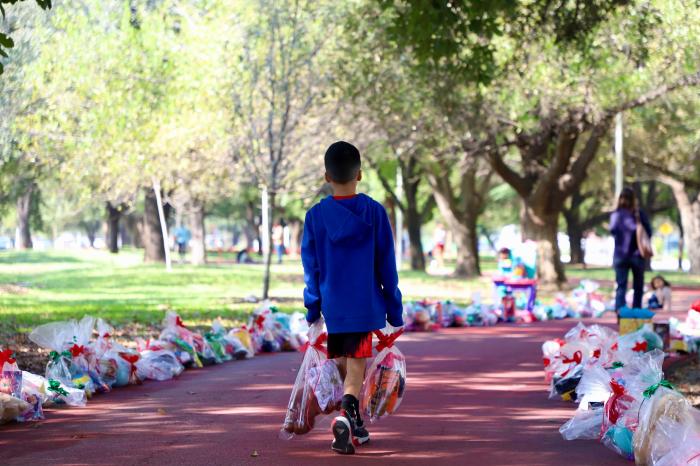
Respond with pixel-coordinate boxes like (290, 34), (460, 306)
(324, 141), (361, 183)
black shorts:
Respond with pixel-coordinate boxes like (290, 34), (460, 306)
(327, 331), (373, 359)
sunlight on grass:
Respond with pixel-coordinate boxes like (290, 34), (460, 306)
(0, 250), (698, 328)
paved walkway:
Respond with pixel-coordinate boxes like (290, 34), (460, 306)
(1, 288), (697, 466)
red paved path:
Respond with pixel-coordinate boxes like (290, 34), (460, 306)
(1, 288), (697, 466)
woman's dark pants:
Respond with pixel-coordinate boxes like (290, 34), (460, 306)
(614, 256), (645, 310)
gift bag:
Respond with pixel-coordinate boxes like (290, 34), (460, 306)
(361, 327), (406, 422)
(136, 350), (184, 381)
(280, 318), (342, 438)
(632, 382), (693, 466)
(29, 316), (106, 394)
(159, 312), (206, 367)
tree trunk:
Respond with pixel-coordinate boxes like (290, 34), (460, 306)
(429, 176), (480, 277)
(106, 202), (121, 253)
(244, 200), (260, 253)
(261, 190), (276, 299)
(143, 188), (166, 262)
(666, 180), (700, 274)
(521, 202), (566, 287)
(190, 199), (207, 265)
(16, 183), (34, 250)
(568, 225), (584, 265)
(405, 208), (425, 271)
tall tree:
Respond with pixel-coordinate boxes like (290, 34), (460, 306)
(229, 0), (342, 298)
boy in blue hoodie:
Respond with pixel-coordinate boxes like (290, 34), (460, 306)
(302, 141), (404, 455)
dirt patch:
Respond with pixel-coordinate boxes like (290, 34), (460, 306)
(0, 283), (32, 295)
(667, 356), (700, 408)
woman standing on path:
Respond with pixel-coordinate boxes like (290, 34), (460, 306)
(610, 187), (653, 311)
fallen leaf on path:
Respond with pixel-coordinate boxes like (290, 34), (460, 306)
(187, 391), (197, 395)
(157, 408), (167, 415)
(251, 450), (259, 457)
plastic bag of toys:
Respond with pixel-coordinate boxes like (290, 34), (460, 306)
(136, 350), (184, 381)
(559, 407), (604, 440)
(227, 325), (255, 359)
(632, 381), (696, 465)
(600, 350), (665, 460)
(210, 318), (251, 360)
(25, 372), (87, 408)
(648, 408), (700, 466)
(29, 316), (107, 394)
(617, 324), (663, 356)
(361, 326), (406, 422)
(0, 393), (30, 424)
(160, 312), (217, 367)
(249, 303), (281, 353)
(92, 319), (140, 387)
(16, 371), (46, 421)
(280, 318), (342, 438)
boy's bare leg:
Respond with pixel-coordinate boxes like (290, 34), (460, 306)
(344, 357), (365, 397)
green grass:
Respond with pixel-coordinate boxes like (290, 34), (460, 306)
(1, 250), (698, 333)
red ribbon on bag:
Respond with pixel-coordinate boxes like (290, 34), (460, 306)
(119, 352), (140, 378)
(69, 344), (86, 357)
(374, 328), (404, 352)
(300, 333), (328, 356)
(593, 348), (601, 359)
(632, 340), (648, 352)
(543, 357), (551, 367)
(175, 316), (186, 328)
(254, 314), (266, 330)
(0, 349), (16, 366)
(605, 379), (629, 425)
(561, 351), (582, 365)
(691, 300), (700, 312)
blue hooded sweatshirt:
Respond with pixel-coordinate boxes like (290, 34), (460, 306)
(301, 193), (404, 333)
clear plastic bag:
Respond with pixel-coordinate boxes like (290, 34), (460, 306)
(0, 393), (30, 424)
(159, 312), (210, 367)
(633, 385), (694, 465)
(361, 327), (406, 422)
(280, 318), (342, 438)
(19, 371), (47, 421)
(29, 316), (106, 394)
(560, 407), (604, 440)
(136, 350), (184, 381)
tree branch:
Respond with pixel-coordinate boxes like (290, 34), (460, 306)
(604, 70), (700, 117)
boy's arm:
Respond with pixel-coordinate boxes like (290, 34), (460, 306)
(376, 205), (404, 327)
(301, 211), (322, 324)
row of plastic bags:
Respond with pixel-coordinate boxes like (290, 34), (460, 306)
(0, 308), (289, 425)
(403, 299), (503, 332)
(543, 322), (700, 465)
(280, 319), (406, 438)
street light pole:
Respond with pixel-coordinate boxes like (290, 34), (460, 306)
(395, 165), (404, 269)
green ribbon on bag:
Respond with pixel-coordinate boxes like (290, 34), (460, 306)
(49, 350), (71, 362)
(643, 379), (675, 398)
(611, 362), (624, 369)
(47, 379), (69, 397)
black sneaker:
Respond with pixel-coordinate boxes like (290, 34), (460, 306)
(331, 410), (355, 455)
(353, 419), (370, 445)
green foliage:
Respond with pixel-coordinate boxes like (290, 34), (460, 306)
(0, 0), (50, 73)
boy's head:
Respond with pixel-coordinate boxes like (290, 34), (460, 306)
(324, 141), (361, 185)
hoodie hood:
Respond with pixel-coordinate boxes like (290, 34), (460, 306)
(319, 194), (372, 244)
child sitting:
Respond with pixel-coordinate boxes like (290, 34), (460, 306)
(301, 141), (403, 454)
(645, 275), (672, 312)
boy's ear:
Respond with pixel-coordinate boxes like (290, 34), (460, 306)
(357, 169), (362, 182)
(324, 172), (331, 183)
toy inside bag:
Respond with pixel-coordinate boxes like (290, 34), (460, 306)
(160, 312), (210, 368)
(361, 326), (406, 423)
(208, 318), (250, 360)
(281, 318), (343, 438)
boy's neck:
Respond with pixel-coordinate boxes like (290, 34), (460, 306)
(331, 184), (357, 198)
